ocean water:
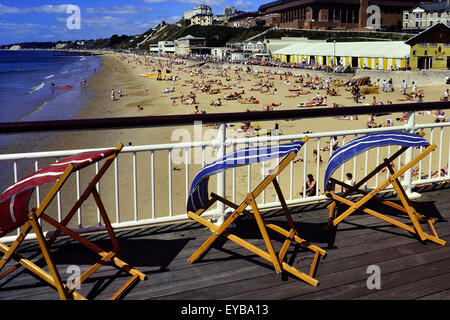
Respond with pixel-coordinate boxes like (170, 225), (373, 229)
(0, 50), (103, 190)
(0, 50), (102, 123)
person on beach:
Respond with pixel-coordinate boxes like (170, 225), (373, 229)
(322, 136), (339, 152)
(111, 89), (115, 101)
(367, 114), (377, 128)
(382, 80), (388, 92)
(343, 173), (355, 192)
(401, 80), (407, 95)
(384, 118), (393, 127)
(210, 98), (222, 106)
(352, 85), (360, 103)
(441, 89), (449, 102)
(193, 105), (200, 114)
(371, 96), (379, 105)
(416, 88), (424, 103)
(301, 174), (317, 197)
(313, 149), (324, 163)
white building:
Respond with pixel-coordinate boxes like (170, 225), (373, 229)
(175, 35), (206, 55)
(184, 4), (212, 20)
(264, 37), (326, 56)
(157, 41), (176, 53)
(243, 41), (265, 53)
(231, 52), (251, 62)
(272, 41), (410, 70)
(403, 1), (450, 31)
(211, 47), (231, 59)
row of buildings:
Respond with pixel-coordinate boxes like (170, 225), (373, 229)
(185, 1), (449, 32)
(151, 23), (450, 70)
(183, 5), (243, 26)
(272, 23), (450, 70)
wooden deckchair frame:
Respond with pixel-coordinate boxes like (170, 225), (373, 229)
(0, 143), (146, 300)
(187, 136), (326, 287)
(325, 134), (446, 247)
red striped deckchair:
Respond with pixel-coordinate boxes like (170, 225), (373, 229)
(0, 143), (145, 300)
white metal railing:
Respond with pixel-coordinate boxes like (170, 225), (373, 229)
(0, 112), (449, 243)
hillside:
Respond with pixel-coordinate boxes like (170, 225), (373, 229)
(165, 25), (270, 46)
(0, 23), (413, 51)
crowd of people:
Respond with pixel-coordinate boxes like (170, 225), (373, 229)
(109, 51), (449, 196)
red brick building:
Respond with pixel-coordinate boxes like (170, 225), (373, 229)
(258, 0), (423, 31)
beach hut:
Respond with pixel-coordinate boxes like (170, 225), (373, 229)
(272, 41), (410, 70)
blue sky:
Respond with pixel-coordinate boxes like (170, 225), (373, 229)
(0, 0), (266, 45)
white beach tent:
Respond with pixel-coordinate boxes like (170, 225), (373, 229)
(272, 41), (410, 70)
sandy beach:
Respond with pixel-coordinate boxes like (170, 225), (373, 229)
(6, 52), (450, 229)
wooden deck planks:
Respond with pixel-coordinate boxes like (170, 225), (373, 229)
(0, 187), (449, 300)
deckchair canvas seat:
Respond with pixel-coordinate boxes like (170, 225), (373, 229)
(187, 137), (326, 287)
(323, 131), (446, 247)
(0, 144), (146, 300)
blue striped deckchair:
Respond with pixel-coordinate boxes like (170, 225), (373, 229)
(187, 136), (326, 287)
(323, 131), (446, 246)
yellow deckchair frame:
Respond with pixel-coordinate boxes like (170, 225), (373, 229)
(187, 136), (326, 287)
(325, 133), (446, 247)
(0, 143), (146, 300)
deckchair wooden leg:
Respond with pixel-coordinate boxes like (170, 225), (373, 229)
(67, 251), (116, 293)
(28, 211), (69, 300)
(210, 192), (327, 263)
(40, 213), (146, 281)
(386, 163), (429, 241)
(0, 240), (86, 300)
(0, 221), (32, 272)
(329, 192), (446, 246)
(188, 206), (243, 263)
(278, 229), (295, 263)
(309, 251), (321, 278)
(280, 261), (318, 286)
(92, 188), (121, 254)
(272, 179), (296, 230)
(247, 192), (282, 274)
(188, 211), (320, 286)
(110, 273), (139, 300)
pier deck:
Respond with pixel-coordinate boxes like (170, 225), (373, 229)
(1, 185), (450, 300)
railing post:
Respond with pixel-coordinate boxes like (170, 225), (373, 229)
(215, 122), (227, 225)
(405, 111), (421, 199)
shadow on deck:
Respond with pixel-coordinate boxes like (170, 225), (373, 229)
(1, 184), (450, 300)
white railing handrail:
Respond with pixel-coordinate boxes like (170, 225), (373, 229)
(0, 110), (449, 244)
(0, 123), (414, 162)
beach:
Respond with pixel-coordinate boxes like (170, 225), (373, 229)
(48, 52), (450, 147)
(3, 51), (450, 229)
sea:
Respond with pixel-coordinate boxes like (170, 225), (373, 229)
(0, 50), (102, 123)
(0, 50), (103, 189)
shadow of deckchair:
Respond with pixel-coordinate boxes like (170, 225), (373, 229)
(0, 236), (190, 299)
